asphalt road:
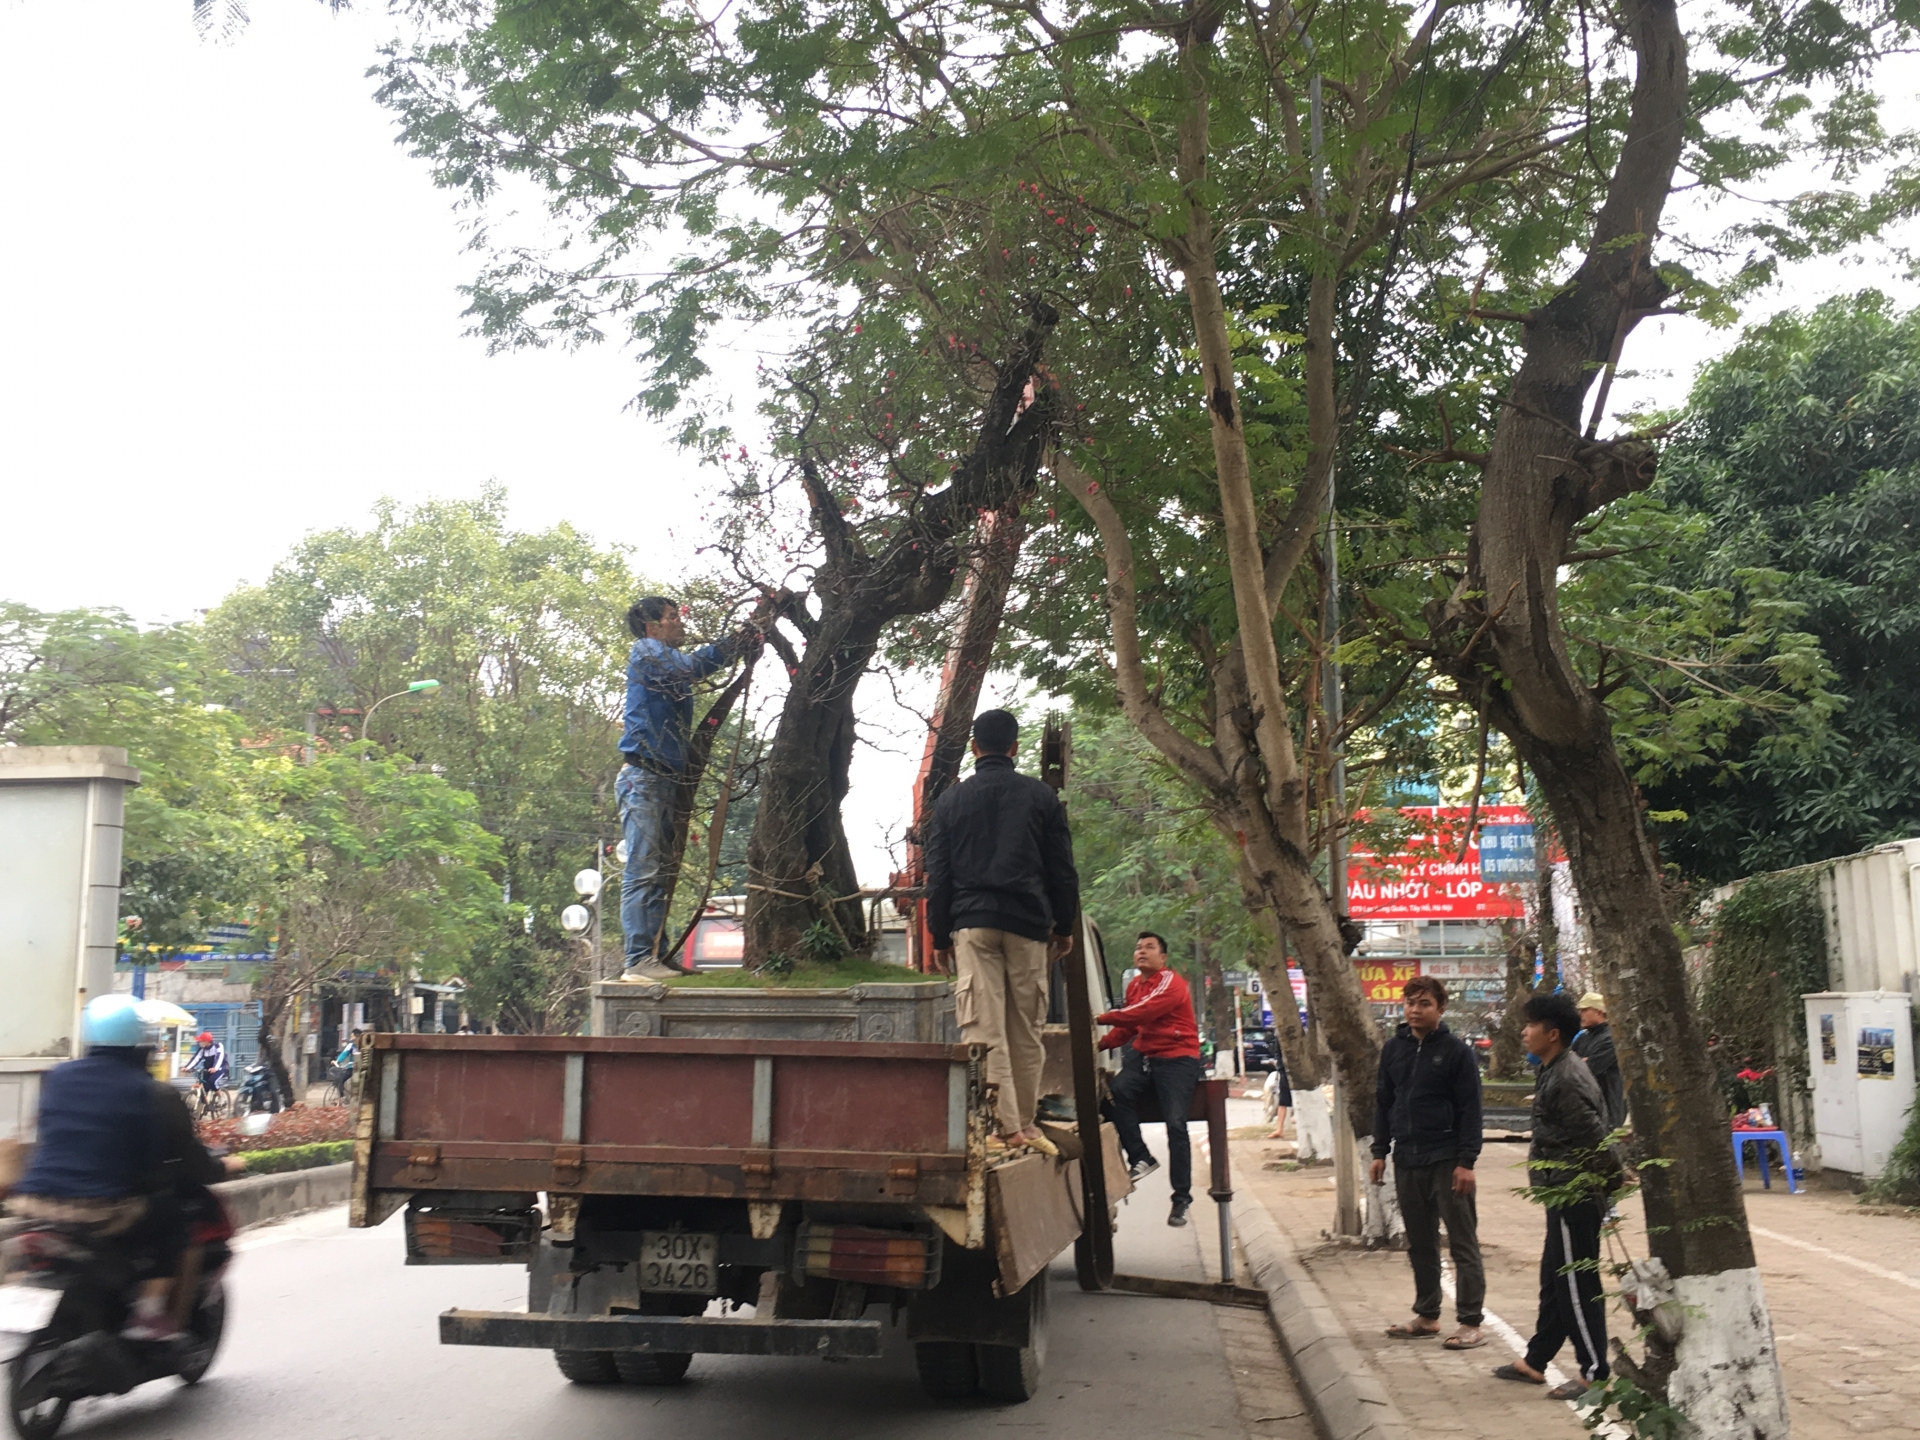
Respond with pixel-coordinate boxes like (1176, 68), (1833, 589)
(2, 1117), (1311, 1440)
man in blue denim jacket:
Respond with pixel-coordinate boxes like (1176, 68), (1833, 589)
(616, 596), (756, 979)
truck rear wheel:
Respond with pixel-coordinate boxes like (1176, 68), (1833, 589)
(976, 1271), (1049, 1403)
(613, 1351), (693, 1386)
(914, 1341), (979, 1399)
(553, 1350), (619, 1384)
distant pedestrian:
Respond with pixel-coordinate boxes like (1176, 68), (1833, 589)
(1572, 992), (1626, 1132)
(1493, 992), (1620, 1401)
(1098, 933), (1204, 1227)
(616, 595), (760, 980)
(1263, 1049), (1293, 1141)
(1371, 976), (1486, 1350)
(926, 709), (1080, 1158)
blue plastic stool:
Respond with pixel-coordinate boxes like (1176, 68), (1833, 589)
(1732, 1129), (1798, 1193)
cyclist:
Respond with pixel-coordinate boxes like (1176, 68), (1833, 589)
(184, 1031), (228, 1105)
(7, 995), (237, 1340)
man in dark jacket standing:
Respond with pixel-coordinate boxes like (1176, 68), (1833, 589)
(1572, 991), (1627, 1131)
(1493, 992), (1619, 1400)
(1370, 976), (1486, 1349)
(927, 709), (1079, 1155)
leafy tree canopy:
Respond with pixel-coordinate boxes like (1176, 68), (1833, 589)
(1648, 293), (1920, 880)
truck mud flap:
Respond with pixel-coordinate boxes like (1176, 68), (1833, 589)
(438, 1309), (883, 1359)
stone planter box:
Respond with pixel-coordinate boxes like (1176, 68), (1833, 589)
(590, 981), (958, 1044)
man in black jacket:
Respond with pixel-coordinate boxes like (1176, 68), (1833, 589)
(1370, 976), (1486, 1349)
(926, 709), (1079, 1154)
(1492, 992), (1618, 1400)
(1572, 991), (1627, 1131)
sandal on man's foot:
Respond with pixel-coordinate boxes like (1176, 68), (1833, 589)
(1546, 1381), (1590, 1402)
(1443, 1326), (1487, 1350)
(1020, 1128), (1060, 1157)
(1385, 1321), (1440, 1339)
(1492, 1363), (1546, 1385)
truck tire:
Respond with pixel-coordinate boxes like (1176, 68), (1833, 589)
(914, 1341), (979, 1399)
(553, 1350), (620, 1384)
(976, 1271), (1049, 1403)
(613, 1351), (693, 1386)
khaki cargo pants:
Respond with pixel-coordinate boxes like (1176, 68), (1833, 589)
(953, 928), (1050, 1135)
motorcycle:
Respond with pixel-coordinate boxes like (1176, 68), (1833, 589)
(237, 1060), (280, 1115)
(4, 1195), (233, 1439)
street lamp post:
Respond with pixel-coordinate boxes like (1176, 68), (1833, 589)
(361, 679), (442, 741)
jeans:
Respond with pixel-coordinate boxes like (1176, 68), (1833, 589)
(1393, 1158), (1485, 1325)
(616, 765), (679, 965)
(1524, 1199), (1610, 1383)
(1108, 1051), (1204, 1203)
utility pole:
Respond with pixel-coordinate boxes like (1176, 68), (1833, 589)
(1324, 434), (1363, 1239)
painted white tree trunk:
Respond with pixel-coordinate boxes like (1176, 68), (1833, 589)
(1362, 1148), (1405, 1244)
(1294, 1085), (1334, 1162)
(1667, 1267), (1789, 1439)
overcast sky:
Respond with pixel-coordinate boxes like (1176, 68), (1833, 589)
(3, 0), (1915, 883)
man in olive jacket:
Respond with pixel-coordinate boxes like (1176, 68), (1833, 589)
(1370, 976), (1486, 1349)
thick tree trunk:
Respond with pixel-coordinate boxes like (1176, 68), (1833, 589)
(1438, 3), (1788, 1430)
(745, 631), (873, 964)
(1238, 877), (1324, 1090)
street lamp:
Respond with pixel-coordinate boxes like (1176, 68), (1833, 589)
(361, 679), (441, 741)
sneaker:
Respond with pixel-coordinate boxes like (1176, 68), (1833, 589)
(1167, 1198), (1191, 1228)
(618, 959), (678, 982)
(1127, 1156), (1160, 1183)
(122, 1297), (183, 1343)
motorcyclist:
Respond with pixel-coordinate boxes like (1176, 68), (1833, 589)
(184, 1031), (228, 1099)
(6, 995), (238, 1341)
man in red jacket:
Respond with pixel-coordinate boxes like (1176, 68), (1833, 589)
(1097, 932), (1204, 1226)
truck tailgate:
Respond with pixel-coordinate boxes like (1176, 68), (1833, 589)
(352, 1033), (984, 1225)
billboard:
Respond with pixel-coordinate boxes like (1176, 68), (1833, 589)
(1347, 805), (1531, 921)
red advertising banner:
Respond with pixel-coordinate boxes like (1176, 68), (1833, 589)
(1346, 805), (1531, 921)
(1354, 959), (1422, 1003)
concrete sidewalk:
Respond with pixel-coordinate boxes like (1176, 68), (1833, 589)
(1232, 1134), (1920, 1440)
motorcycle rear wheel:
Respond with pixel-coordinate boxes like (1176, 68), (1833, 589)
(176, 1287), (226, 1386)
(8, 1336), (71, 1440)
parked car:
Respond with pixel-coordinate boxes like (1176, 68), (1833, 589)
(1240, 1029), (1279, 1073)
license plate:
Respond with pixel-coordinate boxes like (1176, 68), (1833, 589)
(638, 1231), (718, 1294)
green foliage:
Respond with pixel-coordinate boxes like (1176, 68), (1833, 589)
(1700, 870), (1829, 1121)
(1648, 294), (1920, 881)
(798, 919), (849, 967)
(0, 605), (280, 952)
(236, 1140), (354, 1174)
(202, 488), (724, 1029)
(1576, 1373), (1690, 1440)
(663, 957), (942, 988)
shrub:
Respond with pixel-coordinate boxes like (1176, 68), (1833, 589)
(236, 1140), (353, 1174)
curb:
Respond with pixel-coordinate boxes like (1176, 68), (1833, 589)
(213, 1161), (352, 1229)
(1232, 1159), (1417, 1440)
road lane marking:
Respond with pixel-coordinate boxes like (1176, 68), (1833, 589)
(1749, 1226), (1920, 1292)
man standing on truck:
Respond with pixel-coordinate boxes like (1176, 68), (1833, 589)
(618, 595), (761, 980)
(1097, 932), (1204, 1226)
(926, 709), (1080, 1157)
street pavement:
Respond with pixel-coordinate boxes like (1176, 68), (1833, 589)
(3, 1121), (1313, 1440)
(1238, 1128), (1920, 1440)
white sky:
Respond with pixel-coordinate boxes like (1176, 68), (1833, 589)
(2, 0), (1915, 885)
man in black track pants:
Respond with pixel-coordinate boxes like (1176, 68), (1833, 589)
(1493, 992), (1621, 1401)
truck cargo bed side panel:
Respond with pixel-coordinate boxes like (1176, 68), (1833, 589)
(581, 1052), (754, 1147)
(771, 1056), (953, 1154)
(399, 1051), (567, 1143)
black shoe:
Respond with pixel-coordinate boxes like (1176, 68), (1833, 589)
(1168, 1199), (1191, 1227)
(1128, 1156), (1160, 1183)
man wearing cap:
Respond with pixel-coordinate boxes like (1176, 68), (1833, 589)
(1572, 992), (1626, 1131)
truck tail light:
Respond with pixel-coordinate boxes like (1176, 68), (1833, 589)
(795, 1223), (941, 1289)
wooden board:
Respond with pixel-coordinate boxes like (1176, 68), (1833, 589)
(985, 1152), (1084, 1295)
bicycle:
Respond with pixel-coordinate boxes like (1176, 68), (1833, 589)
(192, 1081), (230, 1122)
(323, 1062), (354, 1108)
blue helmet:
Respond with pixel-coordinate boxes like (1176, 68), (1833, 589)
(80, 994), (158, 1049)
